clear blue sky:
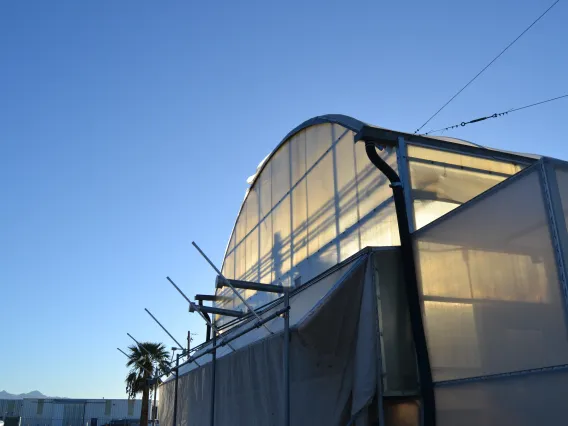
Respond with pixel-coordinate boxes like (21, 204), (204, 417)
(1, 0), (566, 398)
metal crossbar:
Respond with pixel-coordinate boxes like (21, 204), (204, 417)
(192, 241), (274, 335)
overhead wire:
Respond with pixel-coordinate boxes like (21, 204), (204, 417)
(414, 0), (561, 134)
(421, 94), (568, 135)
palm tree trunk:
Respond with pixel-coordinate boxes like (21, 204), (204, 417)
(140, 380), (150, 426)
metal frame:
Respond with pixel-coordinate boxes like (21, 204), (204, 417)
(539, 158), (568, 322)
(189, 304), (245, 318)
(195, 247), (374, 347)
(436, 363), (568, 387)
(355, 131), (435, 426)
(396, 136), (416, 233)
(371, 257), (386, 426)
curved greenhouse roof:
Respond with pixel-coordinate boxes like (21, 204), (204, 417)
(216, 114), (538, 321)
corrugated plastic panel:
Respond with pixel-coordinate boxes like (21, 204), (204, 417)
(415, 168), (568, 383)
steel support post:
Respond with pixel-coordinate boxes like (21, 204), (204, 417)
(283, 290), (290, 426)
(152, 380), (158, 426)
(210, 333), (217, 426)
(173, 354), (180, 426)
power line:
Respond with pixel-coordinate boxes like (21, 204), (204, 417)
(422, 94), (568, 135)
(414, 0), (561, 134)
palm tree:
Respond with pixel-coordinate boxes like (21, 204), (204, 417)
(125, 342), (170, 426)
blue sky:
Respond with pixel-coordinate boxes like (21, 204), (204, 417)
(1, 0), (566, 398)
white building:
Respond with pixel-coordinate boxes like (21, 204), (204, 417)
(0, 399), (150, 426)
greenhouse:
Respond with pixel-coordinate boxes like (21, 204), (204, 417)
(158, 114), (568, 426)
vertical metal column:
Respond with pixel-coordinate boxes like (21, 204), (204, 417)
(210, 333), (217, 426)
(173, 354), (180, 426)
(152, 380), (158, 426)
(396, 136), (416, 233)
(283, 289), (290, 426)
(539, 159), (568, 323)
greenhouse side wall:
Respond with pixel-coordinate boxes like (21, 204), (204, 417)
(413, 162), (568, 425)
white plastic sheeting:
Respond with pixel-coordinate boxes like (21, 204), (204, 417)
(159, 254), (378, 426)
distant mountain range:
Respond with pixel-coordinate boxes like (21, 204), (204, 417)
(0, 390), (49, 399)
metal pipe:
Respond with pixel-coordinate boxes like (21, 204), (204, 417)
(199, 300), (212, 342)
(189, 304), (245, 318)
(126, 333), (154, 358)
(215, 277), (285, 294)
(173, 354), (179, 426)
(209, 333), (216, 426)
(283, 290), (290, 426)
(191, 241), (274, 335)
(145, 308), (186, 351)
(166, 276), (236, 351)
(362, 140), (435, 426)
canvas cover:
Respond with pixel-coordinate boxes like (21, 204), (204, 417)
(158, 254), (378, 426)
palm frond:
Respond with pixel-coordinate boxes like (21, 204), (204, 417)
(123, 341), (171, 397)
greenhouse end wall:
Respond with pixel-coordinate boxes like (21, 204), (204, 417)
(217, 123), (399, 322)
(413, 159), (568, 425)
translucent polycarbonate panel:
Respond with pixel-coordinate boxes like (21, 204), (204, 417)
(221, 231), (236, 279)
(271, 143), (290, 208)
(234, 240), (246, 281)
(355, 143), (398, 226)
(222, 250), (235, 281)
(339, 228), (360, 262)
(259, 215), (273, 284)
(258, 163), (273, 285)
(245, 187), (259, 234)
(304, 240), (338, 280)
(291, 129), (308, 268)
(291, 130), (307, 186)
(360, 204), (399, 248)
(413, 200), (458, 231)
(436, 369), (568, 426)
(307, 152), (337, 255)
(423, 301), (481, 380)
(234, 207), (247, 247)
(244, 228), (259, 286)
(259, 162), (272, 219)
(419, 244), (549, 301)
(272, 195), (291, 282)
(305, 123), (332, 170)
(415, 169), (568, 382)
(408, 145), (523, 229)
(219, 121), (404, 314)
(292, 178), (308, 267)
(408, 145), (522, 174)
(410, 161), (505, 204)
(334, 127), (359, 234)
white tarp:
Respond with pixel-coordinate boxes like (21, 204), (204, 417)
(158, 254), (377, 426)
